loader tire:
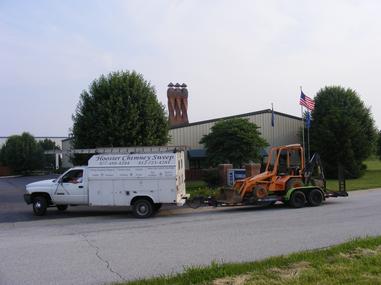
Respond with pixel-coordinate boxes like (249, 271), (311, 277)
(289, 190), (306, 208)
(253, 185), (268, 199)
(307, 189), (323, 207)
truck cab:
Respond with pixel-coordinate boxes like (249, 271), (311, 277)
(53, 167), (88, 205)
(24, 167), (88, 215)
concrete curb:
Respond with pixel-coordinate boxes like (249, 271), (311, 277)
(0, 175), (22, 179)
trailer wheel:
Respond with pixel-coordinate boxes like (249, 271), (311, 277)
(186, 196), (203, 209)
(32, 196), (48, 216)
(57, 205), (68, 211)
(307, 189), (323, 207)
(132, 199), (154, 218)
(289, 190), (306, 208)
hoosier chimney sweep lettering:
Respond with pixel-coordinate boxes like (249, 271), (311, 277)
(95, 155), (122, 161)
(90, 154), (176, 167)
(121, 155), (150, 161)
(153, 154), (174, 164)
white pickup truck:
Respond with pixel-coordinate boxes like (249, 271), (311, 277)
(24, 151), (188, 218)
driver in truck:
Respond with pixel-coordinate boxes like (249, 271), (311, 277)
(68, 170), (83, 184)
(62, 170), (83, 184)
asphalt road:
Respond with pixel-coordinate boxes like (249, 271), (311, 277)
(1, 176), (381, 285)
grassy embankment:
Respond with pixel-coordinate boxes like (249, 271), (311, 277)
(119, 236), (381, 285)
(326, 158), (381, 191)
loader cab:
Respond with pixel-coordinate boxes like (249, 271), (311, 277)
(266, 145), (304, 177)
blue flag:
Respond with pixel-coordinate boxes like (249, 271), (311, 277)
(306, 111), (311, 129)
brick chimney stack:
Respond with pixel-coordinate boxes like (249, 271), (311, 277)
(167, 82), (189, 127)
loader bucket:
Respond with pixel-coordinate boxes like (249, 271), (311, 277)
(216, 187), (243, 204)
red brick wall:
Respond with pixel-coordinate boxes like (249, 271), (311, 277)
(0, 166), (12, 176)
(218, 164), (233, 186)
(245, 163), (261, 177)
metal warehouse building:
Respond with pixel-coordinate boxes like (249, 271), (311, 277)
(169, 109), (301, 149)
(167, 108), (302, 171)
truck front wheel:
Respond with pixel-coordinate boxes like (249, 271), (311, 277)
(132, 199), (154, 218)
(32, 196), (48, 216)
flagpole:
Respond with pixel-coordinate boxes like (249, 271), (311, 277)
(271, 103), (274, 147)
(301, 105), (305, 148)
(300, 86), (305, 161)
(307, 119), (310, 160)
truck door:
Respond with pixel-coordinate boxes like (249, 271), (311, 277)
(113, 180), (132, 206)
(53, 169), (88, 205)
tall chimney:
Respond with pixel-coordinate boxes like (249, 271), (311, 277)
(167, 82), (189, 127)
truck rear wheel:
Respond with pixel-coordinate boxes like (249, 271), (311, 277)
(32, 196), (48, 216)
(289, 190), (306, 208)
(307, 189), (323, 206)
(132, 199), (154, 218)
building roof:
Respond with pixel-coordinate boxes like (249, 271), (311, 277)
(0, 136), (67, 139)
(170, 109), (301, 130)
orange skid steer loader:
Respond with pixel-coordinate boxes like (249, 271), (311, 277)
(215, 144), (348, 208)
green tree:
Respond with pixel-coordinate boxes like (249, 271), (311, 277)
(200, 118), (268, 168)
(71, 70), (169, 163)
(377, 130), (381, 160)
(0, 133), (44, 174)
(311, 86), (376, 178)
(38, 139), (60, 169)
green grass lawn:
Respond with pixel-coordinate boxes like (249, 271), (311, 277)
(186, 180), (218, 198)
(118, 236), (381, 285)
(326, 159), (381, 191)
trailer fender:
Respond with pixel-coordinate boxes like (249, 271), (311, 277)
(284, 186), (323, 201)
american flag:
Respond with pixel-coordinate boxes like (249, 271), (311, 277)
(299, 91), (315, 110)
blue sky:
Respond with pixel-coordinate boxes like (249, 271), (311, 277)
(1, 0), (381, 136)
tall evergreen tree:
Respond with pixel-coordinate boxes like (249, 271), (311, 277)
(71, 71), (169, 163)
(377, 130), (381, 160)
(311, 86), (376, 178)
